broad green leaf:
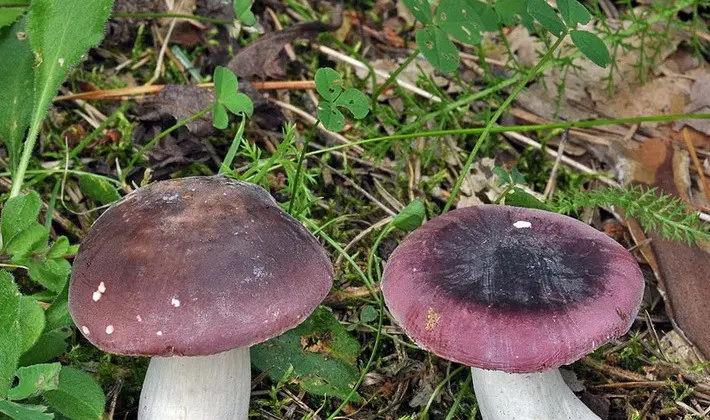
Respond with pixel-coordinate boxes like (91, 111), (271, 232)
(494, 0), (534, 29)
(44, 284), (71, 331)
(5, 223), (48, 259)
(214, 65), (238, 102)
(469, 0), (500, 31)
(527, 0), (565, 36)
(570, 30), (611, 67)
(212, 102), (228, 129)
(78, 175), (120, 205)
(252, 306), (361, 400)
(317, 101), (345, 132)
(557, 0), (590, 27)
(233, 0), (255, 25)
(504, 187), (550, 210)
(27, 257), (71, 293)
(46, 236), (69, 259)
(0, 270), (22, 398)
(223, 92), (253, 118)
(23, 0), (113, 191)
(393, 199), (426, 231)
(314, 67), (343, 102)
(436, 0), (485, 44)
(1, 191), (41, 249)
(402, 0), (432, 24)
(0, 400), (53, 420)
(43, 367), (105, 420)
(359, 305), (378, 324)
(7, 363), (61, 400)
(0, 17), (34, 176)
(334, 88), (370, 119)
(19, 296), (46, 353)
(416, 26), (459, 73)
(19, 327), (71, 367)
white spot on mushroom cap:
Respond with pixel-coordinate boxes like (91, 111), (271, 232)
(92, 291), (102, 301)
(156, 331), (163, 336)
(513, 220), (532, 229)
(136, 315), (142, 322)
(105, 325), (114, 334)
(82, 326), (90, 335)
(171, 297), (181, 307)
(98, 282), (106, 293)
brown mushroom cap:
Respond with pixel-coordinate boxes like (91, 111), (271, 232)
(69, 176), (333, 357)
(382, 205), (645, 373)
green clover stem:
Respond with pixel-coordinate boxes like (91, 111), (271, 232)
(443, 33), (568, 212)
(371, 48), (421, 109)
(288, 119), (321, 215)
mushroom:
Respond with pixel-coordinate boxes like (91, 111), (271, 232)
(68, 176), (333, 419)
(381, 204), (644, 419)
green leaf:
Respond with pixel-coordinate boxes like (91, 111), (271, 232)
(1, 191), (41, 250)
(7, 363), (61, 400)
(0, 17), (34, 176)
(334, 88), (370, 119)
(415, 26), (459, 73)
(492, 166), (512, 185)
(527, 0), (565, 36)
(317, 101), (345, 132)
(223, 92), (254, 118)
(402, 0), (432, 24)
(43, 367), (105, 420)
(469, 1), (500, 31)
(314, 67), (343, 103)
(0, 400), (53, 420)
(233, 0), (255, 25)
(19, 327), (71, 367)
(436, 0), (486, 44)
(212, 102), (228, 129)
(44, 284), (71, 331)
(359, 305), (378, 324)
(393, 199), (426, 231)
(5, 223), (48, 260)
(26, 257), (71, 293)
(0, 270), (22, 398)
(557, 0), (590, 27)
(78, 175), (120, 205)
(0, 0), (26, 29)
(46, 236), (69, 259)
(504, 187), (550, 211)
(494, 0), (533, 29)
(239, 10), (255, 26)
(18, 296), (46, 354)
(570, 30), (611, 67)
(251, 306), (361, 400)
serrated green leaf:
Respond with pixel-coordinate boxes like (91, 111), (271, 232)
(0, 400), (53, 420)
(46, 236), (69, 259)
(557, 0), (590, 27)
(402, 0), (432, 24)
(78, 175), (120, 205)
(43, 367), (105, 420)
(0, 17), (34, 176)
(212, 102), (228, 129)
(317, 101), (345, 132)
(416, 26), (459, 73)
(393, 199), (426, 231)
(1, 191), (41, 249)
(6, 223), (48, 260)
(7, 363), (61, 401)
(436, 0), (485, 44)
(0, 270), (22, 398)
(19, 296), (46, 354)
(504, 187), (550, 210)
(527, 0), (565, 36)
(314, 67), (343, 102)
(570, 30), (611, 67)
(27, 257), (71, 293)
(0, 0), (26, 29)
(19, 327), (71, 367)
(251, 306), (361, 400)
(334, 88), (370, 119)
(359, 305), (378, 324)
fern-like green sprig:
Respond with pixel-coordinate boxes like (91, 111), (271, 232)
(552, 185), (710, 245)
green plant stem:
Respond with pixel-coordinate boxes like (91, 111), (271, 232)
(371, 48), (421, 109)
(70, 102), (131, 160)
(11, 110), (47, 198)
(128, 105), (213, 169)
(443, 33), (568, 212)
(421, 365), (467, 419)
(219, 116), (247, 174)
(287, 120), (320, 215)
(113, 12), (234, 25)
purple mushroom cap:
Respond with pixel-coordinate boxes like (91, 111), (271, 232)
(69, 176), (333, 357)
(382, 205), (644, 373)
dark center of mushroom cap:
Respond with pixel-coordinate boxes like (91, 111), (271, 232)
(429, 221), (609, 311)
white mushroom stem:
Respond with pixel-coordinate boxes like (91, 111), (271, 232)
(470, 367), (600, 420)
(138, 347), (251, 420)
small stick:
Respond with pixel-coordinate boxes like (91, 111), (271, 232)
(543, 129), (569, 199)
